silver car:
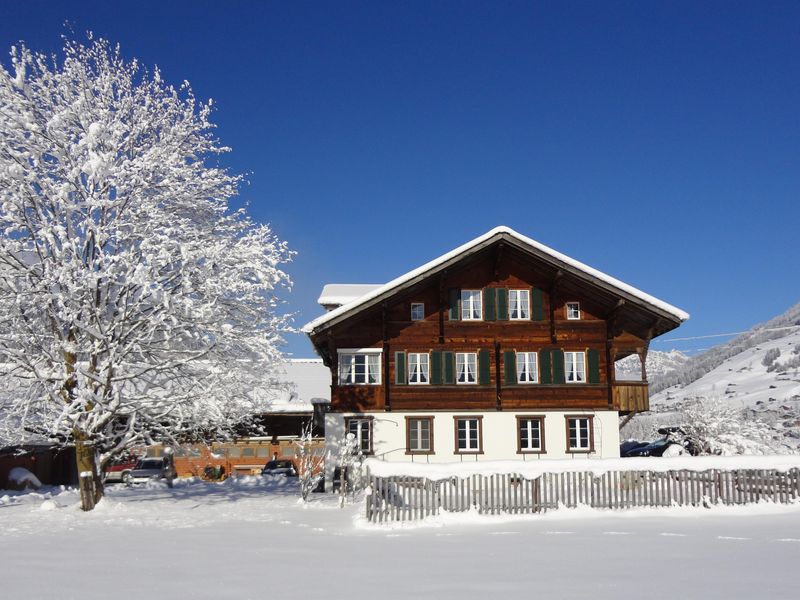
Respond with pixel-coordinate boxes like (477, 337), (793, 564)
(128, 457), (177, 487)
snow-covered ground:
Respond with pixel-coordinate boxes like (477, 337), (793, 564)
(2, 478), (800, 599)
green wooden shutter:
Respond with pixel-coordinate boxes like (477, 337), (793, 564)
(395, 352), (407, 385)
(531, 288), (544, 321)
(539, 349), (552, 384)
(483, 288), (496, 321)
(497, 288), (509, 320)
(504, 350), (517, 385)
(448, 289), (460, 320)
(553, 349), (566, 384)
(587, 348), (600, 384)
(478, 349), (491, 385)
(443, 351), (455, 384)
(430, 351), (443, 385)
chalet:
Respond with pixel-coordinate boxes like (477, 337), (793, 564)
(303, 227), (688, 488)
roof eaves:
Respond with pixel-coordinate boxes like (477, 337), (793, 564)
(302, 226), (689, 335)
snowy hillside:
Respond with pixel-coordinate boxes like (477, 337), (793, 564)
(615, 349), (689, 381)
(632, 303), (800, 449)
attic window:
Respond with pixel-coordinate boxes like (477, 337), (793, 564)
(566, 302), (581, 320)
(411, 303), (425, 321)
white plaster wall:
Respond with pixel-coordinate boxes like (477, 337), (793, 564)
(324, 410), (621, 487)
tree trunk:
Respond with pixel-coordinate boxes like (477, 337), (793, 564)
(75, 436), (104, 511)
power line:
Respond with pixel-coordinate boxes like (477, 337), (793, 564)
(653, 325), (800, 344)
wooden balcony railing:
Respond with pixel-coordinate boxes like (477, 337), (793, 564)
(612, 381), (649, 413)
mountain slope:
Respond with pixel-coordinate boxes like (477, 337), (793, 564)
(638, 303), (800, 449)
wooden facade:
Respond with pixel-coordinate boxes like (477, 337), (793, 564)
(307, 232), (686, 418)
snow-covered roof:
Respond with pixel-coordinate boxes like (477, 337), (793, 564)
(317, 284), (383, 308)
(303, 226), (689, 334)
(260, 359), (331, 413)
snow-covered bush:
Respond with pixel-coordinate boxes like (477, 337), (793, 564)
(762, 348), (781, 368)
(682, 397), (788, 455)
(294, 421), (326, 502)
(0, 37), (292, 509)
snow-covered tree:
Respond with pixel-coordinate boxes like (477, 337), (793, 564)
(0, 37), (292, 509)
(294, 420), (326, 502)
(682, 397), (788, 455)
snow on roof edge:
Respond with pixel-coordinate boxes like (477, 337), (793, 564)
(303, 226), (689, 333)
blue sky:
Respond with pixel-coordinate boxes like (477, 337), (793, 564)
(3, 1), (799, 357)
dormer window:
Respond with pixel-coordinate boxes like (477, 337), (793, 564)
(410, 303), (425, 321)
(566, 302), (581, 320)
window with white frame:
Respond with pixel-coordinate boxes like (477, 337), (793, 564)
(406, 417), (433, 453)
(455, 417), (482, 453)
(411, 303), (425, 321)
(460, 290), (482, 320)
(566, 302), (581, 320)
(565, 351), (586, 383)
(455, 352), (477, 384)
(338, 350), (381, 385)
(408, 353), (430, 384)
(516, 352), (538, 383)
(567, 416), (593, 452)
(346, 418), (373, 454)
(509, 289), (530, 320)
(518, 417), (544, 452)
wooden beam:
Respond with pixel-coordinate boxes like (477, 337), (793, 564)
(494, 340), (502, 411)
(438, 273), (447, 344)
(382, 303), (391, 412)
(494, 242), (505, 278)
(619, 411), (637, 430)
(549, 270), (563, 344)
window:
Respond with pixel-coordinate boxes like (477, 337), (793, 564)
(517, 417), (545, 453)
(455, 352), (477, 384)
(565, 351), (586, 383)
(346, 417), (373, 454)
(338, 350), (381, 385)
(566, 416), (594, 452)
(460, 290), (482, 320)
(566, 302), (581, 320)
(411, 303), (425, 321)
(408, 353), (429, 384)
(406, 417), (434, 454)
(454, 417), (482, 453)
(509, 290), (530, 320)
(516, 352), (538, 383)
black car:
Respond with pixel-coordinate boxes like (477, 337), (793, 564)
(620, 427), (697, 458)
(261, 459), (297, 477)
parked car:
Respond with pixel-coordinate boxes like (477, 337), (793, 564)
(128, 456), (177, 487)
(620, 427), (698, 458)
(103, 455), (140, 484)
(261, 459), (297, 477)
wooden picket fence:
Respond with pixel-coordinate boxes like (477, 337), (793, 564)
(364, 468), (800, 523)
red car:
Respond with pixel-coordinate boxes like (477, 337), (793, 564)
(103, 455), (140, 484)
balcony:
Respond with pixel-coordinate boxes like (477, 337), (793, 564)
(612, 381), (649, 413)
